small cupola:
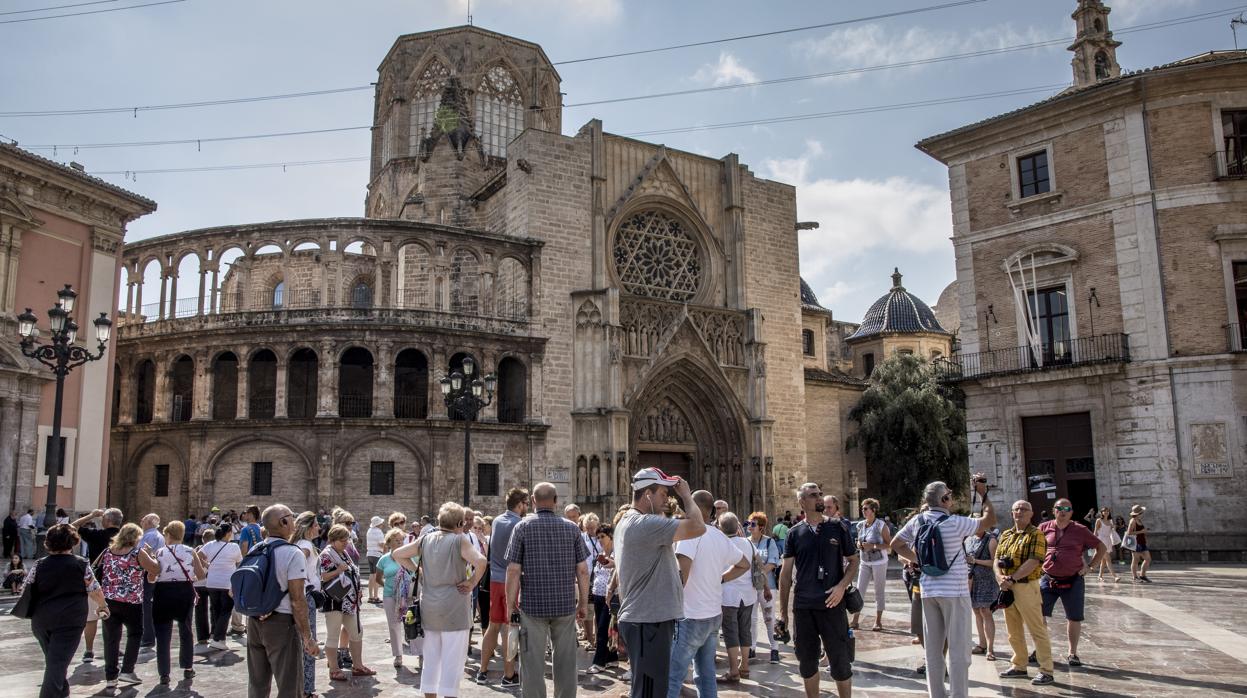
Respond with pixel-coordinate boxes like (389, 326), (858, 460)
(1069, 0), (1122, 88)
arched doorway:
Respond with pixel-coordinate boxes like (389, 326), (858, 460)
(627, 358), (750, 512)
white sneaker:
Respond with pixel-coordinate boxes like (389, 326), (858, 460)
(194, 643), (211, 653)
(208, 640), (229, 651)
(118, 672), (142, 685)
(585, 664), (606, 674)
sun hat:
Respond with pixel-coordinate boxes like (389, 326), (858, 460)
(1130, 505), (1146, 516)
(370, 516), (384, 527)
(632, 467), (680, 491)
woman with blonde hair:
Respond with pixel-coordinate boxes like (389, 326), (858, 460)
(320, 523), (372, 681)
(372, 528), (410, 667)
(150, 520), (205, 684)
(393, 502), (487, 698)
(99, 523), (159, 688)
(289, 512), (322, 698)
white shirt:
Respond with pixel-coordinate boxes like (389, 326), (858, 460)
(366, 526), (385, 558)
(721, 535), (757, 608)
(154, 544), (198, 583)
(265, 537), (307, 614)
(895, 509), (979, 598)
(674, 526), (747, 620)
(18, 513), (33, 529)
(200, 539), (243, 589)
(296, 539), (319, 589)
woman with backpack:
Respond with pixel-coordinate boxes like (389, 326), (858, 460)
(199, 524), (242, 650)
(97, 523), (159, 688)
(290, 511), (323, 698)
(851, 498), (892, 631)
(150, 520), (206, 684)
(320, 524), (374, 681)
(748, 511), (782, 663)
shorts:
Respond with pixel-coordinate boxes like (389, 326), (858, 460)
(792, 607), (852, 682)
(488, 581), (508, 624)
(720, 602), (754, 648)
(1040, 574), (1085, 622)
(1135, 542), (1149, 553)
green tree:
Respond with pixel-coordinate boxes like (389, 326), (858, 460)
(846, 353), (968, 514)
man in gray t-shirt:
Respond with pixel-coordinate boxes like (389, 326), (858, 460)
(614, 468), (705, 698)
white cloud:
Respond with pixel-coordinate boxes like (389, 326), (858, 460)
(1111, 0), (1197, 24)
(793, 22), (1057, 81)
(762, 142), (953, 315)
(693, 51), (759, 87)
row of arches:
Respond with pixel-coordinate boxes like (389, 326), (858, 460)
(123, 349), (527, 425)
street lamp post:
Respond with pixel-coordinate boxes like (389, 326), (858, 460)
(16, 284), (113, 526)
(440, 356), (496, 506)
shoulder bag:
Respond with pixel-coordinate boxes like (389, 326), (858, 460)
(324, 548), (357, 603)
(10, 570), (35, 619)
(169, 546), (201, 606)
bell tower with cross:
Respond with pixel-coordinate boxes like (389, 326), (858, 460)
(1069, 1), (1122, 88)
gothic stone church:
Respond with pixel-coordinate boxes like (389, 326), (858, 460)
(109, 26), (875, 520)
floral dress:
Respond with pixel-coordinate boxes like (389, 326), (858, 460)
(965, 533), (998, 609)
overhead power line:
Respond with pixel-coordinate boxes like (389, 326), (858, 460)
(551, 0), (988, 65)
(0, 0), (118, 17)
(84, 83), (1066, 177)
(0, 0), (185, 25)
(25, 126), (371, 153)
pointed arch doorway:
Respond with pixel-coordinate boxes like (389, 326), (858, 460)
(629, 358), (750, 512)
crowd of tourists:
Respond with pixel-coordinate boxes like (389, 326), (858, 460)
(8, 470), (1151, 698)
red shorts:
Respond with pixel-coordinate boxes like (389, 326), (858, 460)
(489, 581), (508, 624)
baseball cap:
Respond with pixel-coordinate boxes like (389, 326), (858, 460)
(210, 506), (220, 512)
(632, 467), (680, 491)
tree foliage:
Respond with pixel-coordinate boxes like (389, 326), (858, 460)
(846, 353), (968, 514)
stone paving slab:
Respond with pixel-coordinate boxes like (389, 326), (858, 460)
(3, 563), (1246, 697)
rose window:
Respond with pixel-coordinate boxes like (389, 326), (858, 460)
(613, 211), (703, 302)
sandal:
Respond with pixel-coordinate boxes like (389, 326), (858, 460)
(1067, 654), (1082, 667)
(986, 652), (996, 661)
(871, 624), (883, 632)
(329, 670), (349, 682)
(352, 666), (377, 676)
(717, 673), (740, 683)
(739, 670), (750, 679)
(971, 645), (987, 655)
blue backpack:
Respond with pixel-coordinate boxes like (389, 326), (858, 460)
(231, 539), (292, 617)
(916, 513), (961, 577)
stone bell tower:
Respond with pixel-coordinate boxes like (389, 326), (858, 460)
(1069, 0), (1122, 89)
(365, 26), (562, 225)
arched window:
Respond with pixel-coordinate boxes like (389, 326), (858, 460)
(170, 355), (194, 422)
(339, 347), (374, 418)
(351, 281), (372, 309)
(212, 352), (238, 420)
(612, 210), (704, 302)
(396, 243), (432, 309)
(474, 65), (523, 158)
(248, 350), (278, 418)
(410, 59), (451, 155)
(394, 349), (429, 419)
(135, 359), (155, 424)
(497, 357), (526, 424)
(288, 348), (318, 418)
(450, 250), (480, 314)
(495, 257), (528, 319)
(1094, 51), (1111, 80)
(272, 280), (285, 309)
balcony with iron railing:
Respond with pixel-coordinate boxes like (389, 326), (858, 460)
(1211, 150), (1247, 180)
(338, 394), (372, 418)
(933, 333), (1130, 382)
(394, 394), (429, 419)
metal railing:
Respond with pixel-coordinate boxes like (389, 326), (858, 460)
(248, 395), (276, 419)
(394, 394), (428, 419)
(498, 405), (526, 424)
(495, 300), (529, 320)
(339, 394), (373, 418)
(287, 395), (316, 419)
(933, 333), (1130, 382)
(1211, 150), (1247, 179)
(1227, 323), (1247, 353)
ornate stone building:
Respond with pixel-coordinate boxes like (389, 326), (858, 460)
(0, 144), (155, 515)
(919, 1), (1247, 555)
(109, 26), (871, 521)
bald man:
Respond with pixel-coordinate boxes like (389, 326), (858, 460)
(995, 500), (1054, 686)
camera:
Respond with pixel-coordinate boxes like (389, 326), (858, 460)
(973, 476), (988, 484)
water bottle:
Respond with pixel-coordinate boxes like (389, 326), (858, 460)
(847, 627), (856, 663)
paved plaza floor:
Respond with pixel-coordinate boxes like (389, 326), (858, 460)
(3, 562), (1246, 697)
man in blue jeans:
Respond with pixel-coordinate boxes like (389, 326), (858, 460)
(668, 490), (750, 698)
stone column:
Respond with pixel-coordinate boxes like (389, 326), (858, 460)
(192, 354), (211, 421)
(157, 274), (168, 320)
(429, 346), (447, 419)
(480, 349), (498, 422)
(15, 393), (40, 514)
(116, 362), (135, 425)
(317, 341), (337, 417)
(152, 356), (171, 422)
(374, 341), (393, 418)
(197, 269), (207, 316)
(209, 265), (220, 314)
(167, 273), (179, 318)
(0, 398), (21, 512)
(274, 352), (288, 419)
(236, 356), (250, 419)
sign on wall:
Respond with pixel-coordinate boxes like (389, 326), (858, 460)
(547, 467), (570, 483)
(1190, 422), (1232, 478)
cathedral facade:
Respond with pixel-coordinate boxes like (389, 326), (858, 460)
(109, 26), (868, 521)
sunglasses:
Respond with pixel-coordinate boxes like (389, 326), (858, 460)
(1055, 506), (1072, 512)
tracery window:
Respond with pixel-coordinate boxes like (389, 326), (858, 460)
(474, 65), (523, 158)
(409, 60), (451, 155)
(613, 210), (703, 302)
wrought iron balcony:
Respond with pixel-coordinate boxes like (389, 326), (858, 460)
(933, 333), (1130, 382)
(1211, 150), (1247, 180)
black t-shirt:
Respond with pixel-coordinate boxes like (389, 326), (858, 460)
(783, 517), (858, 610)
(80, 527), (119, 564)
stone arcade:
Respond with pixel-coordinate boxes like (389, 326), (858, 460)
(108, 26), (874, 521)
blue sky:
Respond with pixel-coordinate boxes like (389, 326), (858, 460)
(2, 0), (1237, 321)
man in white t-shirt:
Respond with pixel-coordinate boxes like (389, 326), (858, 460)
(668, 490), (750, 698)
(892, 478), (996, 698)
(246, 504), (317, 698)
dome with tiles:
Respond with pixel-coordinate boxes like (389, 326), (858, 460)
(847, 268), (949, 340)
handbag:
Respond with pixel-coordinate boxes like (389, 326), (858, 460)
(1121, 534), (1138, 552)
(324, 548), (357, 602)
(10, 579), (35, 619)
(844, 584), (864, 614)
(403, 566), (423, 639)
